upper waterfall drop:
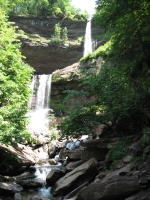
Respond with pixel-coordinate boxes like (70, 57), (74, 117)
(83, 18), (92, 57)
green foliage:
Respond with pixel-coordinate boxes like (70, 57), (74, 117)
(0, 0), (89, 20)
(0, 10), (34, 144)
(49, 114), (60, 140)
(61, 102), (100, 137)
(50, 127), (60, 140)
(50, 37), (63, 45)
(54, 23), (61, 39)
(50, 23), (68, 45)
(94, 0), (150, 62)
(132, 134), (150, 164)
(60, 61), (148, 137)
(62, 27), (68, 40)
(52, 73), (61, 82)
(141, 134), (150, 149)
(109, 140), (129, 161)
(80, 40), (112, 61)
(60, 0), (150, 139)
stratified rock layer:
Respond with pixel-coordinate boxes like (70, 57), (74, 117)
(9, 16), (103, 74)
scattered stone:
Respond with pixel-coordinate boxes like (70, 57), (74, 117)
(123, 155), (132, 163)
(16, 179), (43, 188)
(48, 159), (57, 165)
(0, 182), (23, 194)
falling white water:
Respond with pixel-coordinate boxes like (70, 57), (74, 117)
(27, 74), (52, 135)
(84, 18), (92, 57)
(28, 75), (36, 108)
(35, 75), (52, 109)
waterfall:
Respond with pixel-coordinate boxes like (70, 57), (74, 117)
(27, 74), (52, 135)
(35, 75), (52, 109)
(84, 18), (98, 56)
(84, 18), (92, 57)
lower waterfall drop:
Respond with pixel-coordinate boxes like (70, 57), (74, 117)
(27, 74), (52, 136)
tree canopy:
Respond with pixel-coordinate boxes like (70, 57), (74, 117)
(0, 10), (34, 144)
(0, 0), (89, 19)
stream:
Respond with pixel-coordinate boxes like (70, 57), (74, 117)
(22, 161), (62, 200)
(0, 160), (62, 200)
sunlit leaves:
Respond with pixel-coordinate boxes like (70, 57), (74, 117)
(0, 10), (33, 144)
(0, 0), (89, 19)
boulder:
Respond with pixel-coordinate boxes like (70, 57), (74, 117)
(65, 160), (83, 172)
(33, 144), (49, 161)
(101, 163), (136, 183)
(77, 176), (141, 200)
(0, 144), (39, 175)
(16, 172), (36, 181)
(63, 182), (88, 200)
(51, 158), (98, 196)
(16, 179), (43, 188)
(81, 139), (115, 161)
(48, 142), (57, 158)
(46, 169), (65, 186)
(0, 182), (23, 194)
(14, 193), (22, 200)
(101, 176), (141, 199)
(59, 149), (82, 161)
(48, 159), (57, 165)
(81, 138), (116, 148)
(82, 147), (109, 162)
(0, 175), (16, 182)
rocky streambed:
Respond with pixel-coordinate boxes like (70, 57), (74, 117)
(1, 132), (150, 200)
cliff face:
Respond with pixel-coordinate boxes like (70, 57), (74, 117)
(21, 41), (83, 74)
(10, 16), (103, 109)
(10, 16), (102, 74)
(9, 16), (86, 74)
(10, 16), (87, 39)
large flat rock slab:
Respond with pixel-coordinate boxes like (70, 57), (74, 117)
(77, 176), (141, 200)
(0, 144), (39, 175)
(51, 158), (98, 196)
